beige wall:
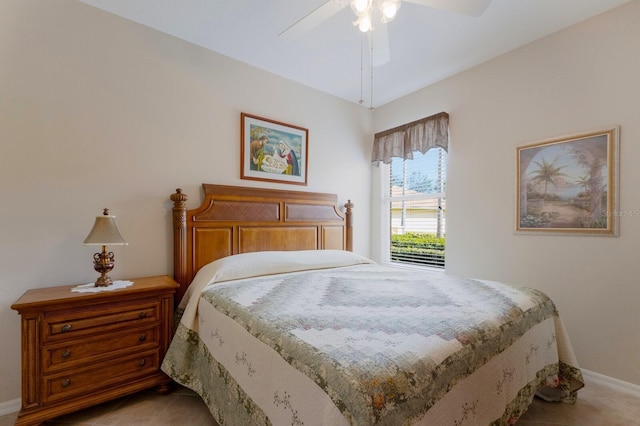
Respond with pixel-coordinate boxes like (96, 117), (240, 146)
(0, 0), (372, 403)
(373, 1), (640, 385)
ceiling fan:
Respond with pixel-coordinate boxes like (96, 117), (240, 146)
(279, 0), (492, 66)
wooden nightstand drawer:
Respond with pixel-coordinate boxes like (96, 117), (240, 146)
(43, 350), (161, 404)
(44, 298), (160, 340)
(43, 324), (160, 373)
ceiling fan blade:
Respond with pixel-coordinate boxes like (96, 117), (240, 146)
(369, 23), (390, 67)
(404, 0), (491, 17)
(279, 1), (348, 38)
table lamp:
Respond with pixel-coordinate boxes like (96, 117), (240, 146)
(83, 208), (128, 287)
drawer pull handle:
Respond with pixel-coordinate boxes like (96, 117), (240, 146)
(139, 311), (147, 319)
(138, 359), (146, 367)
(138, 334), (147, 342)
(61, 350), (71, 359)
(61, 378), (71, 388)
(61, 324), (72, 333)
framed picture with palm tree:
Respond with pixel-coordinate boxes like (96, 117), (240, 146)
(516, 127), (619, 235)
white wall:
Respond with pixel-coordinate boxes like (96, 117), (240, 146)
(0, 0), (372, 403)
(373, 1), (640, 385)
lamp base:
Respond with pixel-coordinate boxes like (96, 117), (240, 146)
(93, 248), (115, 287)
(94, 274), (114, 287)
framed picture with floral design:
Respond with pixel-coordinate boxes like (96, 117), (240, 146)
(516, 127), (619, 235)
(240, 113), (308, 186)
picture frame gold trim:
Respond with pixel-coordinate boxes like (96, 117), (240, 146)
(516, 127), (619, 235)
(240, 113), (308, 186)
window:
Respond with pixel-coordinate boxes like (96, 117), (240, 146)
(371, 112), (449, 269)
(380, 147), (447, 268)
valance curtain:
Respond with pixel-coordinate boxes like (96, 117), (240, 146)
(371, 112), (449, 166)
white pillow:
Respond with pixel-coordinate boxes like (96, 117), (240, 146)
(178, 250), (374, 330)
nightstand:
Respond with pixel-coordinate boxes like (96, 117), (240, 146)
(11, 275), (179, 426)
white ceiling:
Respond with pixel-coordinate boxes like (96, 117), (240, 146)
(77, 0), (630, 108)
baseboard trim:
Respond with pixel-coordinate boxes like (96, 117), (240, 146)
(582, 368), (640, 398)
(0, 398), (20, 416)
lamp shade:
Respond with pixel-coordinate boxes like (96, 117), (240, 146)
(83, 209), (128, 246)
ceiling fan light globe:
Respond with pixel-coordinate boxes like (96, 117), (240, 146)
(351, 0), (372, 15)
(358, 14), (372, 32)
(379, 0), (400, 20)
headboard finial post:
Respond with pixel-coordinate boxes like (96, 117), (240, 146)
(171, 188), (188, 301)
(171, 188), (187, 206)
(344, 199), (354, 252)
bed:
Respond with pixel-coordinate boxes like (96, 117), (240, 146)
(161, 184), (583, 425)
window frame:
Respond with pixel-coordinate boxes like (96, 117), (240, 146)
(379, 148), (447, 270)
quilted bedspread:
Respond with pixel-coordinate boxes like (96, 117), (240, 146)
(162, 251), (583, 425)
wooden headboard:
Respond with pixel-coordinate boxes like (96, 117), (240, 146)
(170, 184), (353, 302)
